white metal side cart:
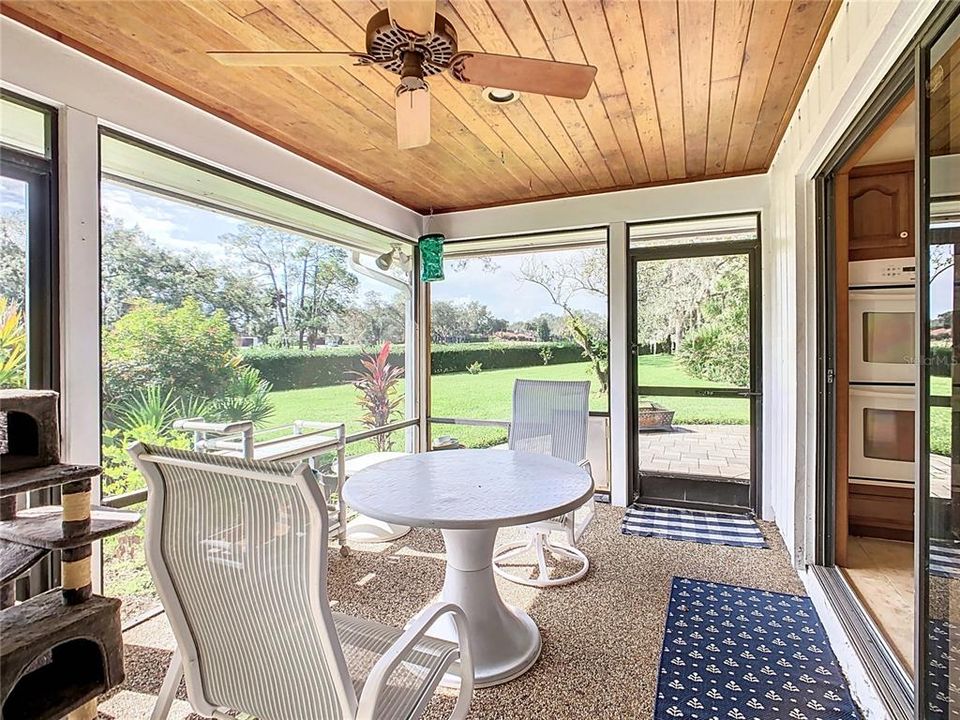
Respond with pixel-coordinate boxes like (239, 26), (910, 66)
(174, 419), (349, 556)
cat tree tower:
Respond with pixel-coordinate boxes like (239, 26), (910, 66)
(0, 389), (140, 720)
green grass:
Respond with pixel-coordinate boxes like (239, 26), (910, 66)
(265, 355), (752, 450)
(634, 353), (732, 388)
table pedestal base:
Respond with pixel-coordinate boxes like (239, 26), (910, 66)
(429, 528), (541, 688)
(346, 515), (411, 543)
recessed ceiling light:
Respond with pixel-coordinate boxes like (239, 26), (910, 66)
(481, 87), (520, 105)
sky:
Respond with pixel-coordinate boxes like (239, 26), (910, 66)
(97, 180), (605, 321)
(100, 181), (398, 301)
(433, 254), (606, 321)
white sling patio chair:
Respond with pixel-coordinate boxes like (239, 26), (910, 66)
(129, 442), (473, 720)
(491, 379), (595, 587)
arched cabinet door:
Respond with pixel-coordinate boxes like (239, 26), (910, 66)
(847, 161), (915, 261)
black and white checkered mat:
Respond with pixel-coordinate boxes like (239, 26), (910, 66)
(622, 503), (768, 549)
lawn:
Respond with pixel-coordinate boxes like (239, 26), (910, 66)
(266, 354), (752, 450)
(268, 354), (950, 455)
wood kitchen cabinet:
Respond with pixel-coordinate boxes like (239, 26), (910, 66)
(848, 161), (914, 261)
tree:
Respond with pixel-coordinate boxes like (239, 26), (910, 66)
(676, 259), (750, 386)
(634, 255), (739, 353)
(430, 299), (507, 342)
(292, 249), (359, 347)
(518, 249), (609, 392)
(536, 317), (551, 341)
(221, 223), (358, 348)
(339, 292), (407, 345)
(100, 213), (272, 335)
(102, 298), (239, 412)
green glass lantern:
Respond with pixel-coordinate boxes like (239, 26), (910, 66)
(419, 233), (445, 282)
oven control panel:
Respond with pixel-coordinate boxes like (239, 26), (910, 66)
(849, 258), (916, 287)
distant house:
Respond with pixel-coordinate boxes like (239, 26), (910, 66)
(492, 330), (537, 342)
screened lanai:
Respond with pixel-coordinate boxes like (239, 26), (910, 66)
(1, 3), (957, 720)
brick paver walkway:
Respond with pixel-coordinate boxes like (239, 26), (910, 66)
(637, 426), (955, 496)
(637, 424), (751, 481)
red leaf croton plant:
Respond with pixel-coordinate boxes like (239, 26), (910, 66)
(349, 342), (404, 451)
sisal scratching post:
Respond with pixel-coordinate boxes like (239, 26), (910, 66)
(61, 478), (95, 720)
(64, 699), (97, 720)
(60, 478), (93, 605)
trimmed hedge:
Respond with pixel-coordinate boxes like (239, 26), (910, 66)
(242, 341), (584, 391)
(932, 345), (953, 377)
(431, 342), (584, 375)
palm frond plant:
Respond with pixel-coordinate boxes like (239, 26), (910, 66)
(112, 386), (181, 436)
(211, 365), (276, 425)
(349, 342), (404, 452)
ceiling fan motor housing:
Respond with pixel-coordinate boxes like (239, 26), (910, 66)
(366, 9), (458, 78)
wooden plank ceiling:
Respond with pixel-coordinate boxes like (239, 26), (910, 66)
(3, 0), (841, 212)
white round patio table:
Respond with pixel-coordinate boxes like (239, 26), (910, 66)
(343, 448), (593, 688)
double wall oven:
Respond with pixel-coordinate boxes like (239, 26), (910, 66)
(847, 259), (917, 489)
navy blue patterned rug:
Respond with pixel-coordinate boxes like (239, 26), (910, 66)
(655, 578), (860, 720)
(622, 504), (768, 549)
(926, 617), (959, 719)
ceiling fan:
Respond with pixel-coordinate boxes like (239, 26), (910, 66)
(208, 0), (597, 150)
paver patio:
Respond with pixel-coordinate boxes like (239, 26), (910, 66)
(637, 424), (751, 481)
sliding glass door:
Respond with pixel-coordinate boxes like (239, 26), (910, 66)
(919, 8), (960, 717)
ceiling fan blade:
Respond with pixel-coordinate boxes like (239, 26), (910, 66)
(395, 87), (431, 150)
(449, 53), (597, 100)
(208, 51), (369, 67)
(388, 0), (436, 36)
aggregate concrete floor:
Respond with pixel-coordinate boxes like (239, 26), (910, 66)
(99, 504), (806, 720)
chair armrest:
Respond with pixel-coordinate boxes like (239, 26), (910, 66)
(173, 419), (254, 435)
(577, 458), (593, 480)
(356, 602), (474, 720)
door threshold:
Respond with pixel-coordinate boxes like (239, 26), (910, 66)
(811, 565), (913, 719)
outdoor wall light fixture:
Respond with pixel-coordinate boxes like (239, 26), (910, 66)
(375, 244), (411, 271)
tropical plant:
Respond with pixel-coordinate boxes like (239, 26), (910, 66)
(211, 365), (275, 425)
(113, 386), (182, 436)
(0, 297), (26, 388)
(538, 346), (553, 365)
(101, 425), (192, 497)
(349, 342), (404, 451)
(467, 361), (483, 375)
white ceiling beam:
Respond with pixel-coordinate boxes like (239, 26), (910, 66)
(427, 174), (770, 240)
